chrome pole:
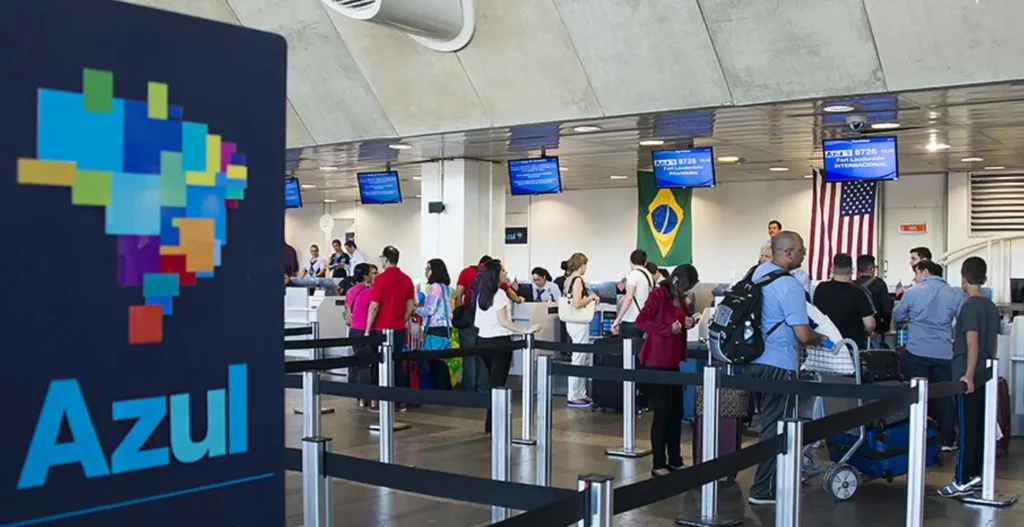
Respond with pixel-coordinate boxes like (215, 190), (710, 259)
(536, 355), (553, 486)
(606, 338), (652, 458)
(962, 359), (1018, 507)
(302, 436), (329, 527)
(578, 474), (614, 527)
(379, 329), (394, 463)
(775, 419), (803, 527)
(513, 335), (537, 445)
(492, 387), (512, 522)
(906, 378), (928, 527)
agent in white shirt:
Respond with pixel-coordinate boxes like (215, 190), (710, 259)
(530, 267), (561, 302)
(612, 249), (654, 338)
(301, 244), (328, 278)
(344, 240), (369, 274)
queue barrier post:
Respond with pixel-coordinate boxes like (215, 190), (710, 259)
(368, 330), (411, 445)
(905, 378), (928, 527)
(492, 387), (513, 522)
(301, 436), (331, 527)
(513, 334), (537, 446)
(293, 321), (335, 416)
(606, 338), (652, 459)
(578, 474), (614, 527)
(536, 355), (553, 487)
(775, 419), (803, 527)
(962, 359), (1018, 507)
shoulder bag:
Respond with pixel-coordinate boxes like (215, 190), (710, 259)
(558, 277), (596, 324)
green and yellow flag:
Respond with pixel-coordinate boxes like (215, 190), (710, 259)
(636, 171), (692, 266)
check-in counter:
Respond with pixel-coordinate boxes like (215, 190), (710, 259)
(284, 287), (353, 379)
(508, 302), (559, 380)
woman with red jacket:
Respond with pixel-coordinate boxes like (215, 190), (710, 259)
(635, 264), (700, 477)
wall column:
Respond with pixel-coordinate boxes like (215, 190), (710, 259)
(420, 159), (506, 271)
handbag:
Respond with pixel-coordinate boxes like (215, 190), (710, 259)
(421, 285), (453, 389)
(558, 277), (596, 324)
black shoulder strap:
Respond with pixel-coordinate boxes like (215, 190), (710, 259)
(756, 269), (791, 286)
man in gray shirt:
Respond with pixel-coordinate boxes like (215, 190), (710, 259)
(939, 256), (1000, 498)
(893, 259), (964, 450)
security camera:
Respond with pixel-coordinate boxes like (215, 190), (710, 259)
(846, 114), (868, 131)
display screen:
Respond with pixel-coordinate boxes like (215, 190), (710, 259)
(508, 157), (562, 196)
(357, 171), (402, 204)
(284, 177), (302, 208)
(652, 147), (716, 188)
(823, 136), (898, 182)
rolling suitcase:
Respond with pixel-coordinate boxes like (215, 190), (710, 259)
(591, 337), (625, 412)
(998, 376), (1010, 456)
(858, 350), (903, 383)
(692, 385), (748, 480)
(827, 420), (937, 482)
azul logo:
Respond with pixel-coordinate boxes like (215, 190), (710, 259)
(17, 364), (248, 490)
(16, 68), (248, 344)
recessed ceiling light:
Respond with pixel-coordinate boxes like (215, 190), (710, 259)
(300, 184), (316, 189)
(639, 139), (665, 146)
(415, 194), (422, 198)
(928, 129), (939, 134)
(985, 166), (1006, 170)
(929, 112), (940, 119)
(961, 157), (984, 162)
(412, 176), (422, 181)
(610, 175), (628, 180)
(717, 156), (740, 163)
(804, 174), (814, 179)
(319, 166), (339, 171)
(769, 167), (789, 172)
(559, 166), (568, 171)
(573, 125), (602, 133)
(926, 142), (950, 152)
(323, 199), (337, 203)
(871, 122), (900, 130)
(388, 143), (412, 150)
(823, 104), (855, 113)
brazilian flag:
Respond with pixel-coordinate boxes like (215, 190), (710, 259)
(636, 171), (692, 266)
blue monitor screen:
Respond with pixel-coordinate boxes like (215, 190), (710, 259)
(284, 177), (302, 208)
(652, 147), (716, 188)
(823, 136), (898, 182)
(508, 157), (562, 196)
(358, 171), (402, 204)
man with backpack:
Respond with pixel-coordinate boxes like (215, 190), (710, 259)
(612, 249), (654, 338)
(854, 254), (893, 348)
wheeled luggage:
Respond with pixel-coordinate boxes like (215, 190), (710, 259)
(692, 384), (747, 479)
(826, 420), (937, 482)
(998, 376), (1011, 456)
(591, 337), (625, 412)
(858, 349), (903, 383)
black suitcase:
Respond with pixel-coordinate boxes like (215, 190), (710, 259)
(859, 350), (903, 383)
(590, 337), (647, 412)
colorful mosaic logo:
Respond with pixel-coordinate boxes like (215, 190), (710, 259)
(17, 68), (247, 345)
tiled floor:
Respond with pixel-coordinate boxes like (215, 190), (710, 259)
(284, 389), (1024, 526)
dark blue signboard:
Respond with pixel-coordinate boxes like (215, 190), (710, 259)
(0, 0), (285, 525)
(358, 171), (402, 204)
(285, 177), (302, 208)
(505, 227), (528, 244)
(508, 157), (562, 196)
(652, 147), (716, 188)
(823, 136), (898, 182)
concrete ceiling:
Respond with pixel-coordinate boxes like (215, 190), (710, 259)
(121, 0), (1024, 149)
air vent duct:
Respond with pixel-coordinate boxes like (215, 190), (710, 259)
(323, 0), (475, 52)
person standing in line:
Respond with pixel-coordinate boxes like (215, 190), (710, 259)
(456, 256), (493, 393)
(365, 245), (416, 409)
(854, 254), (893, 348)
(344, 263), (378, 409)
(285, 242), (299, 277)
(748, 232), (824, 506)
(530, 267), (560, 302)
(612, 249), (655, 338)
(345, 240), (369, 274)
(635, 265), (699, 477)
(564, 252), (601, 408)
(812, 253), (876, 350)
(893, 259), (963, 451)
(767, 220), (782, 238)
(417, 258), (454, 332)
(329, 239), (351, 278)
(554, 260), (570, 293)
(939, 256), (999, 497)
(474, 259), (541, 433)
(897, 247), (933, 297)
(301, 244), (328, 278)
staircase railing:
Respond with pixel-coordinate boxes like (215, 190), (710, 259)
(935, 233), (1024, 303)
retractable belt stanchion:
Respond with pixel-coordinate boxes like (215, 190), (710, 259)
(578, 474), (614, 527)
(962, 359), (1018, 507)
(492, 387), (513, 523)
(775, 419), (803, 527)
(678, 367), (741, 527)
(369, 329), (410, 460)
(301, 359), (331, 527)
(513, 334), (537, 446)
(294, 321), (335, 416)
(536, 355), (553, 487)
(606, 338), (651, 458)
(905, 378), (928, 527)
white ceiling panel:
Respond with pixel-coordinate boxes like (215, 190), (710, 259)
(455, 0), (602, 126)
(697, 0), (886, 104)
(553, 0), (730, 115)
(227, 0), (395, 144)
(865, 0), (1024, 91)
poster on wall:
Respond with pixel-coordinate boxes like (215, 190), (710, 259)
(0, 1), (286, 525)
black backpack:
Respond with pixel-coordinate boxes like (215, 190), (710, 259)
(452, 273), (483, 330)
(337, 276), (358, 296)
(708, 266), (792, 365)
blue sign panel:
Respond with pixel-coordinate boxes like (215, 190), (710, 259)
(285, 178), (302, 208)
(508, 157), (562, 196)
(1, 0), (285, 525)
(358, 171), (402, 204)
(823, 136), (898, 182)
(505, 227), (528, 244)
(652, 147), (716, 188)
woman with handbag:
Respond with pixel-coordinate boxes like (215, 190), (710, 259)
(416, 259), (454, 390)
(475, 260), (541, 433)
(635, 264), (700, 477)
(344, 263), (378, 409)
(561, 253), (600, 408)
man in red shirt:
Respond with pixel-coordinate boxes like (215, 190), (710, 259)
(366, 245), (416, 393)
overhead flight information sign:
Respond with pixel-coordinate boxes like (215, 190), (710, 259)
(508, 157), (562, 195)
(652, 147), (715, 188)
(823, 136), (898, 182)
(358, 171), (402, 204)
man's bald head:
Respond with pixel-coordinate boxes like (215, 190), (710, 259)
(770, 231), (806, 271)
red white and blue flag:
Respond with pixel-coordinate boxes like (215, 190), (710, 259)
(808, 169), (878, 280)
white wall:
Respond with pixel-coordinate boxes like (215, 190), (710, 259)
(880, 173), (947, 286)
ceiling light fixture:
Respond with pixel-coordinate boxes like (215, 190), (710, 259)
(961, 157), (984, 162)
(926, 142), (950, 152)
(319, 166), (339, 171)
(300, 184), (316, 189)
(717, 155), (740, 163)
(929, 112), (940, 119)
(639, 139), (665, 146)
(573, 125), (602, 133)
(769, 167), (789, 172)
(412, 176), (422, 180)
(559, 166), (568, 171)
(804, 174), (814, 179)
(610, 175), (628, 180)
(871, 122), (900, 130)
(985, 166), (1006, 170)
(323, 199), (337, 203)
(823, 104), (855, 113)
(415, 194), (422, 198)
(388, 143), (412, 150)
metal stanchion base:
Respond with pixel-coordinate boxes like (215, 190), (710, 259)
(293, 407), (336, 415)
(368, 422), (411, 432)
(512, 438), (537, 446)
(961, 493), (1018, 507)
(676, 516), (743, 527)
(605, 447), (652, 458)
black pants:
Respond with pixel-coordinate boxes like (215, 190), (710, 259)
(956, 390), (985, 484)
(481, 336), (514, 433)
(905, 353), (956, 446)
(370, 329), (408, 388)
(644, 366), (683, 469)
(349, 328), (376, 386)
(748, 364), (796, 499)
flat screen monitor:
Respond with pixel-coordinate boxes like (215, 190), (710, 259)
(357, 171), (402, 204)
(652, 147), (716, 188)
(285, 177), (302, 208)
(508, 157), (562, 196)
(823, 136), (898, 182)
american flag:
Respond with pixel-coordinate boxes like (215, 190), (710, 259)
(808, 169), (878, 280)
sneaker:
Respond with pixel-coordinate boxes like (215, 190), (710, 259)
(567, 400), (592, 408)
(398, 403), (408, 412)
(368, 402), (379, 413)
(938, 477), (980, 498)
(941, 444), (958, 453)
(748, 495), (776, 506)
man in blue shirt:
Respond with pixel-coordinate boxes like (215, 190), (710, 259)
(893, 259), (964, 450)
(748, 231), (824, 505)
